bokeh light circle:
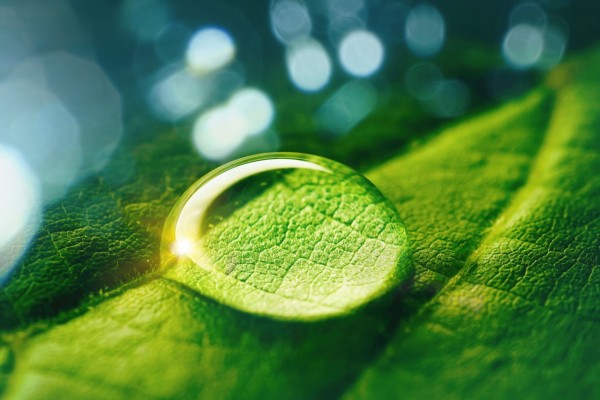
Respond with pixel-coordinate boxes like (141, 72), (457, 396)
(228, 88), (275, 136)
(502, 24), (544, 69)
(186, 27), (236, 74)
(286, 38), (332, 92)
(338, 30), (385, 77)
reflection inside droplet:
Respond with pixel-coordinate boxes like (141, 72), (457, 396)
(161, 153), (410, 320)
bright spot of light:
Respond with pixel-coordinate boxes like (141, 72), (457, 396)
(271, 0), (312, 44)
(286, 38), (332, 92)
(405, 5), (445, 57)
(193, 88), (276, 161)
(0, 145), (41, 282)
(172, 238), (193, 256)
(405, 62), (443, 100)
(502, 24), (544, 69)
(193, 106), (248, 161)
(120, 0), (171, 42)
(149, 67), (208, 121)
(338, 30), (385, 77)
(317, 80), (377, 136)
(228, 88), (275, 136)
(186, 27), (236, 75)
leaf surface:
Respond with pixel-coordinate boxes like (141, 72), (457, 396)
(345, 50), (600, 399)
(1, 49), (598, 399)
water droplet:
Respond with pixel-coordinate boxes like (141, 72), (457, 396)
(162, 153), (411, 320)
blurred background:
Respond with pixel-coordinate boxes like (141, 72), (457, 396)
(1, 0), (599, 282)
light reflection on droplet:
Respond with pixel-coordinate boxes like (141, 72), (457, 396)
(502, 24), (544, 69)
(229, 88), (275, 136)
(0, 144), (41, 283)
(149, 67), (208, 121)
(120, 0), (171, 42)
(339, 30), (385, 78)
(171, 237), (193, 256)
(271, 0), (312, 44)
(405, 62), (443, 100)
(510, 2), (547, 29)
(186, 27), (236, 75)
(286, 38), (332, 92)
(405, 5), (445, 57)
(425, 80), (470, 118)
(317, 80), (377, 136)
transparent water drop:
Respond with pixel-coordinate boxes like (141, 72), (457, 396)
(162, 153), (411, 320)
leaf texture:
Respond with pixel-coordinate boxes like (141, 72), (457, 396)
(0, 49), (599, 399)
(345, 50), (600, 399)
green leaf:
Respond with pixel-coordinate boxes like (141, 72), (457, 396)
(344, 53), (600, 398)
(1, 48), (598, 399)
(0, 133), (210, 329)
